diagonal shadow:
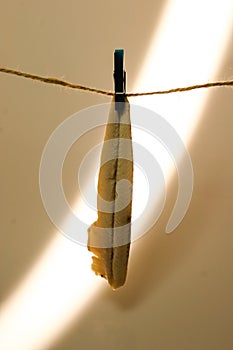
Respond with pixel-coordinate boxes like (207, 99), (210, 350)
(0, 0), (166, 303)
(48, 25), (233, 350)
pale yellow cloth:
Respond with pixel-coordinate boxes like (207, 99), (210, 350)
(88, 98), (133, 289)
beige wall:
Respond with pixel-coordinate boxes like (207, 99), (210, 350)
(1, 1), (233, 349)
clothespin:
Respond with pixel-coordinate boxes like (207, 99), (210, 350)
(114, 49), (126, 107)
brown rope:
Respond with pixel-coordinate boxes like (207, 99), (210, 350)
(0, 67), (113, 96)
(1, 66), (233, 97)
(127, 80), (233, 96)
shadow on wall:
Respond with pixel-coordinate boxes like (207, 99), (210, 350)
(49, 27), (233, 350)
(0, 1), (166, 304)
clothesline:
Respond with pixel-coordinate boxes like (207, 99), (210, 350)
(0, 66), (233, 97)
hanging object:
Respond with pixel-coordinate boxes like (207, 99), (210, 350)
(88, 49), (133, 289)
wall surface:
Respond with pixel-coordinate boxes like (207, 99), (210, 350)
(0, 1), (233, 350)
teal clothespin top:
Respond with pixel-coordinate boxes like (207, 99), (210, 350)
(114, 49), (126, 104)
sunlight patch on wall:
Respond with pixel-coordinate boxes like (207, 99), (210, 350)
(132, 0), (233, 143)
(130, 0), (233, 223)
(0, 235), (102, 350)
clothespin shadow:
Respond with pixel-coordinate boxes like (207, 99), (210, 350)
(114, 49), (126, 113)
